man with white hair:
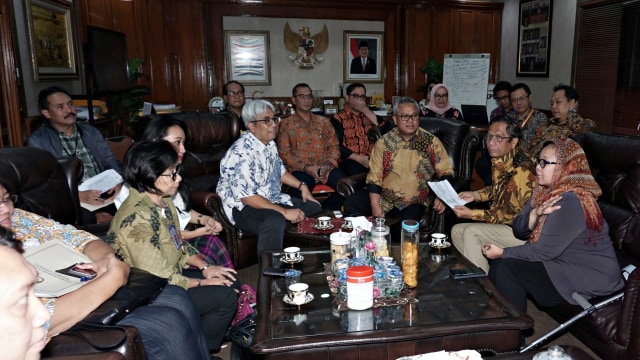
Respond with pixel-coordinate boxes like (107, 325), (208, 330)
(217, 100), (322, 256)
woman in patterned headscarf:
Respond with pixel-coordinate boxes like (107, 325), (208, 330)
(483, 137), (623, 312)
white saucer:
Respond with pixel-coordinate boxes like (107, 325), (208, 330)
(313, 223), (334, 231)
(281, 255), (304, 264)
(429, 241), (451, 249)
(283, 293), (314, 305)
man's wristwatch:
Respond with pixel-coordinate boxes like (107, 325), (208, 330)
(297, 182), (306, 190)
(200, 263), (210, 272)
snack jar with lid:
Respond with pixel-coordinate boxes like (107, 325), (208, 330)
(371, 217), (390, 257)
(330, 231), (351, 269)
(346, 265), (373, 310)
(400, 220), (420, 288)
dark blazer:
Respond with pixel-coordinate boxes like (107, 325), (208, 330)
(350, 57), (377, 74)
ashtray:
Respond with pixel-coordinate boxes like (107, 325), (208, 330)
(313, 223), (334, 231)
(281, 255), (304, 264)
(429, 241), (451, 249)
(283, 293), (314, 305)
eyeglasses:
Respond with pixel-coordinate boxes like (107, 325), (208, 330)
(251, 116), (281, 126)
(494, 95), (510, 102)
(511, 95), (529, 103)
(349, 93), (366, 101)
(160, 165), (182, 182)
(434, 93), (448, 99)
(536, 158), (557, 168)
(227, 91), (244, 97)
(294, 94), (314, 100)
(0, 194), (17, 208)
(486, 134), (513, 143)
(397, 114), (419, 122)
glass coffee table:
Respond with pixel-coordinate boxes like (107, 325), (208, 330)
(251, 245), (533, 359)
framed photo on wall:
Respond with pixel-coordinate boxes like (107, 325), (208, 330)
(516, 0), (553, 77)
(25, 0), (79, 81)
(224, 31), (271, 85)
(344, 31), (383, 83)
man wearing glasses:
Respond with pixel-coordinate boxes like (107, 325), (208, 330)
(218, 100), (321, 257)
(219, 80), (247, 131)
(451, 116), (536, 272)
(343, 97), (454, 240)
(509, 83), (548, 152)
(277, 83), (347, 210)
(489, 81), (514, 120)
(330, 83), (391, 176)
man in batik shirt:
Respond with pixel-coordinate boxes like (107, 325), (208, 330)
(343, 97), (454, 240)
(451, 116), (536, 272)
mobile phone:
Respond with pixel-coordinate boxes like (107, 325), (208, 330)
(262, 267), (288, 276)
(317, 167), (324, 178)
(333, 210), (343, 218)
(56, 263), (98, 279)
(449, 267), (486, 280)
(99, 189), (115, 199)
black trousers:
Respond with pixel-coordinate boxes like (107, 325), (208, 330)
(343, 188), (426, 242)
(339, 158), (369, 177)
(183, 269), (239, 351)
(488, 258), (565, 312)
(290, 169), (347, 211)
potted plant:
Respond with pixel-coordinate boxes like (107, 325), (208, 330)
(417, 58), (443, 97)
(108, 57), (151, 135)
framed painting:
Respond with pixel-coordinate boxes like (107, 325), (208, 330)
(516, 0), (553, 77)
(344, 31), (383, 83)
(224, 31), (271, 85)
(25, 0), (79, 80)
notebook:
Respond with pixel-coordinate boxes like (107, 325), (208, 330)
(460, 104), (490, 127)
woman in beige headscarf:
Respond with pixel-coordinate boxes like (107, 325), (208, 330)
(483, 137), (623, 312)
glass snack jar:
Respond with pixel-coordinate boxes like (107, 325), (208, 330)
(371, 217), (390, 257)
(400, 220), (419, 288)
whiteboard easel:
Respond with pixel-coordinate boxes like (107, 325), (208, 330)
(442, 53), (490, 110)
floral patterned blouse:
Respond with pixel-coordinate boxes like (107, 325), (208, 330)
(11, 208), (98, 330)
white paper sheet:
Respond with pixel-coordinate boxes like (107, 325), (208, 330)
(427, 181), (467, 209)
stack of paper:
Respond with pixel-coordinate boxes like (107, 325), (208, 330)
(24, 242), (93, 298)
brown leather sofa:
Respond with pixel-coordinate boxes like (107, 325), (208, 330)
(132, 112), (258, 268)
(540, 132), (640, 359)
(0, 146), (145, 359)
(336, 117), (482, 241)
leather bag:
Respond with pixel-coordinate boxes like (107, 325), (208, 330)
(82, 267), (168, 325)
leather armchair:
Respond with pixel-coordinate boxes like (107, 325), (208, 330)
(0, 146), (146, 359)
(541, 132), (640, 359)
(336, 117), (482, 240)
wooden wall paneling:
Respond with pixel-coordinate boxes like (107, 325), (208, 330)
(0, 0), (22, 147)
(476, 10), (502, 83)
(202, 1), (399, 99)
(403, 3), (431, 100)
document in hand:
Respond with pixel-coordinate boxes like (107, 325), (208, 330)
(24, 241), (93, 297)
(78, 169), (123, 211)
(427, 181), (467, 209)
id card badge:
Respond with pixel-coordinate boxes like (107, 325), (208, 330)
(169, 224), (183, 251)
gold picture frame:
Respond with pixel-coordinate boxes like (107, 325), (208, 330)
(224, 31), (271, 85)
(25, 0), (79, 81)
(343, 31), (383, 83)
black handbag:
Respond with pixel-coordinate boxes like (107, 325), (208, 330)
(82, 267), (168, 325)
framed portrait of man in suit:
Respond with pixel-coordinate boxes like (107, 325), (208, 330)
(344, 31), (383, 83)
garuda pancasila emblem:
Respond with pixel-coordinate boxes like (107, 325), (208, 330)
(284, 23), (329, 69)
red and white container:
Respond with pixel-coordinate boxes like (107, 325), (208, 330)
(347, 266), (374, 310)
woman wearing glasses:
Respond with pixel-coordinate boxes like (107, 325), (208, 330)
(423, 84), (464, 121)
(115, 115), (234, 270)
(106, 141), (238, 355)
(482, 137), (623, 312)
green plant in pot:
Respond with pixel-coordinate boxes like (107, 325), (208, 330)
(417, 58), (443, 97)
(108, 57), (151, 134)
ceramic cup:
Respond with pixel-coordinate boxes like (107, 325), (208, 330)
(317, 216), (331, 228)
(283, 246), (301, 262)
(341, 218), (354, 232)
(431, 233), (447, 246)
(288, 282), (309, 304)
